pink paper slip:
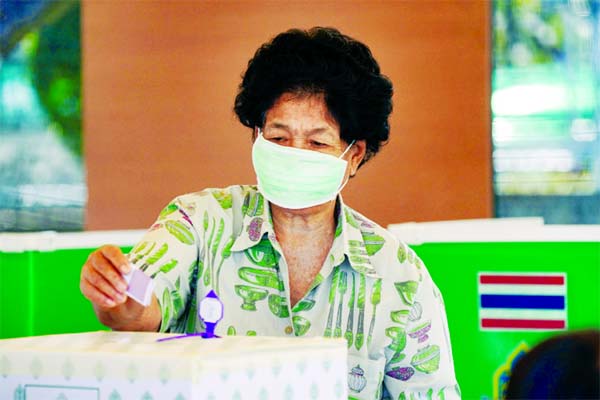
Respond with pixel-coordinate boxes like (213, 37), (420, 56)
(123, 269), (154, 306)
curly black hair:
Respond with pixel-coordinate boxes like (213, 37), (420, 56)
(234, 27), (393, 165)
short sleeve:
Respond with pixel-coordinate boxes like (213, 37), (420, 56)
(383, 252), (461, 399)
(128, 197), (200, 332)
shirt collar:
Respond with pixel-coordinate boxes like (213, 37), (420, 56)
(230, 189), (274, 252)
(231, 189), (381, 279)
(338, 199), (381, 278)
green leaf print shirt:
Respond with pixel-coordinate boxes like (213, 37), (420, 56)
(129, 185), (460, 400)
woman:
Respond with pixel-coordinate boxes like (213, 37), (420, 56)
(80, 27), (460, 399)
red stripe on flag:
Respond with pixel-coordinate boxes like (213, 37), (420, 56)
(479, 275), (564, 285)
(481, 318), (565, 329)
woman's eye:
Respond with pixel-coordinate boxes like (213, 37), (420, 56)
(269, 137), (284, 142)
(311, 141), (327, 147)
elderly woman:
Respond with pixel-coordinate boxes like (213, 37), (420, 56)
(80, 27), (460, 399)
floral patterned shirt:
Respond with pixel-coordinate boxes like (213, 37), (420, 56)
(129, 185), (460, 400)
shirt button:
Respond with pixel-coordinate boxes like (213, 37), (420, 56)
(284, 326), (293, 335)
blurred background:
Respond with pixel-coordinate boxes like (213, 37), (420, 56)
(1, 1), (83, 230)
(2, 0), (596, 232)
(492, 0), (599, 224)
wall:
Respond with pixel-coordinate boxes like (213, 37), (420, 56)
(83, 1), (491, 230)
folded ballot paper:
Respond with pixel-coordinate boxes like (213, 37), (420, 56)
(123, 267), (154, 306)
(0, 331), (347, 400)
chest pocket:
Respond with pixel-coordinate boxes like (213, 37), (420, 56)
(347, 353), (386, 400)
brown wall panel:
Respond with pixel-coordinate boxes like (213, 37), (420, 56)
(83, 1), (492, 230)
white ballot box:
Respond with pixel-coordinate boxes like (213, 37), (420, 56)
(0, 331), (348, 400)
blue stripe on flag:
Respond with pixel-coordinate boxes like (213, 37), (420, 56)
(480, 294), (565, 310)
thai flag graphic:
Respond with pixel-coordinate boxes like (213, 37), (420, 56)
(478, 272), (567, 330)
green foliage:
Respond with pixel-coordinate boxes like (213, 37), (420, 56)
(30, 2), (82, 156)
(492, 0), (565, 68)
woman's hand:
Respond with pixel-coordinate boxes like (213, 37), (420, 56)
(80, 245), (161, 331)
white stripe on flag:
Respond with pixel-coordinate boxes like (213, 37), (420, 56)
(478, 284), (565, 296)
(479, 308), (566, 320)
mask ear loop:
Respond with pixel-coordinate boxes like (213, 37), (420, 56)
(337, 140), (356, 192)
(338, 173), (352, 192)
(339, 140), (356, 159)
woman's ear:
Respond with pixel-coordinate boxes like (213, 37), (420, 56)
(349, 140), (366, 176)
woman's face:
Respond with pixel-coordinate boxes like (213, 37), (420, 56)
(258, 92), (366, 176)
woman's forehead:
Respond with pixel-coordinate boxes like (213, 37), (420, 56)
(264, 93), (340, 137)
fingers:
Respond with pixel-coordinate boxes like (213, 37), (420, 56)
(80, 246), (129, 308)
(86, 262), (127, 304)
(101, 244), (131, 274)
(90, 250), (128, 293)
(80, 275), (118, 308)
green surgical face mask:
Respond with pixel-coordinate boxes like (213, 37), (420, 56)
(252, 129), (355, 209)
